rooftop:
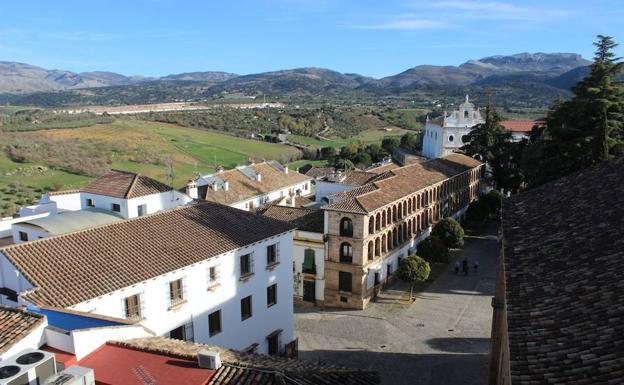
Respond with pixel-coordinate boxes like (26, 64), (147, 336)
(257, 205), (324, 233)
(78, 342), (215, 385)
(110, 337), (379, 385)
(81, 169), (174, 199)
(1, 202), (294, 308)
(0, 306), (45, 354)
(500, 119), (545, 133)
(15, 209), (123, 236)
(502, 156), (624, 384)
(198, 161), (311, 205)
(323, 153), (482, 214)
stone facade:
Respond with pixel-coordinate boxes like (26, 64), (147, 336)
(324, 166), (484, 309)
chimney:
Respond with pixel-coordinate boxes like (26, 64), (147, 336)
(212, 183), (218, 191)
(215, 165), (224, 173)
(224, 181), (229, 191)
(284, 165), (289, 174)
(256, 173), (262, 182)
(186, 180), (198, 199)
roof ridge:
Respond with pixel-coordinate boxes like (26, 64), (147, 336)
(124, 173), (140, 199)
(0, 203), (194, 254)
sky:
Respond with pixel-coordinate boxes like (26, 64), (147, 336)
(0, 0), (622, 78)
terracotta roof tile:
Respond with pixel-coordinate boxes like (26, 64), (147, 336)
(324, 154), (482, 214)
(1, 202), (294, 308)
(501, 120), (544, 133)
(257, 205), (324, 233)
(201, 163), (311, 205)
(0, 306), (44, 354)
(81, 169), (173, 199)
(502, 156), (624, 384)
(113, 337), (379, 385)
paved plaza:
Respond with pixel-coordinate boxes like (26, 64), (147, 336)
(295, 224), (499, 385)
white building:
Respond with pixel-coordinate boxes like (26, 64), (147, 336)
(0, 202), (296, 356)
(2, 170), (194, 245)
(187, 161), (312, 211)
(423, 95), (484, 159)
(257, 205), (326, 306)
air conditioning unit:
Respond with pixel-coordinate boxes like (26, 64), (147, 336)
(197, 349), (222, 370)
(0, 348), (56, 385)
(43, 366), (94, 385)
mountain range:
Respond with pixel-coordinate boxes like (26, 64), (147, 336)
(0, 53), (592, 107)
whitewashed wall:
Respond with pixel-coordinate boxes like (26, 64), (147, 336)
(49, 193), (82, 211)
(0, 213), (49, 238)
(68, 231), (295, 354)
(0, 252), (34, 306)
(79, 190), (191, 219)
(11, 224), (49, 244)
(315, 181), (355, 203)
(231, 180), (311, 211)
(292, 230), (325, 301)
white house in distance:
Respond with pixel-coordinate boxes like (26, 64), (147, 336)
(423, 95), (484, 159)
(187, 161), (312, 211)
(257, 205), (326, 306)
(0, 201), (296, 356)
(1, 169), (194, 245)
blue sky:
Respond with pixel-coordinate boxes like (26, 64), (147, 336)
(0, 0), (622, 78)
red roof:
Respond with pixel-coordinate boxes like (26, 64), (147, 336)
(77, 343), (214, 385)
(501, 120), (544, 133)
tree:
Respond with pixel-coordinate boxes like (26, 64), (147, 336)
(320, 146), (336, 160)
(461, 97), (517, 191)
(466, 200), (490, 224)
(366, 143), (383, 162)
(417, 236), (450, 263)
(400, 132), (419, 150)
(522, 35), (624, 188)
(480, 190), (504, 213)
(397, 254), (431, 299)
(431, 218), (465, 249)
(334, 158), (354, 170)
(381, 136), (400, 154)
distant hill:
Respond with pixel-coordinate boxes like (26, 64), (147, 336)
(0, 53), (594, 108)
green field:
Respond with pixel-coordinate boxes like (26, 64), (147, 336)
(287, 159), (329, 170)
(0, 118), (303, 216)
(288, 127), (411, 148)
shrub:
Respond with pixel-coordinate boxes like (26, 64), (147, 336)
(479, 190), (504, 213)
(432, 217), (464, 249)
(417, 236), (450, 263)
(466, 200), (490, 223)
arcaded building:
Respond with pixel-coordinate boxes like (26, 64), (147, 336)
(322, 153), (484, 309)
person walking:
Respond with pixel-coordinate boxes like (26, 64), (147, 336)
(462, 259), (468, 276)
(454, 261), (460, 275)
(474, 260), (479, 273)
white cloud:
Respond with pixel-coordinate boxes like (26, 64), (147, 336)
(428, 1), (575, 22)
(352, 17), (450, 30)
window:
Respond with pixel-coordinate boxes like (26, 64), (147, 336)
(340, 217), (353, 237)
(266, 330), (281, 356)
(448, 135), (454, 142)
(208, 310), (222, 336)
(339, 272), (352, 292)
(374, 272), (380, 286)
(241, 295), (252, 320)
(111, 203), (121, 212)
(86, 198), (95, 208)
(339, 242), (353, 263)
(267, 284), (277, 307)
(267, 243), (279, 266)
(169, 322), (194, 342)
(207, 265), (220, 289)
(18, 231), (28, 242)
(124, 294), (141, 320)
(303, 249), (315, 274)
(169, 278), (184, 307)
(137, 204), (147, 217)
(240, 253), (253, 277)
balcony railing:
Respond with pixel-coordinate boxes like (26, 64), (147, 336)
(302, 264), (317, 274)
